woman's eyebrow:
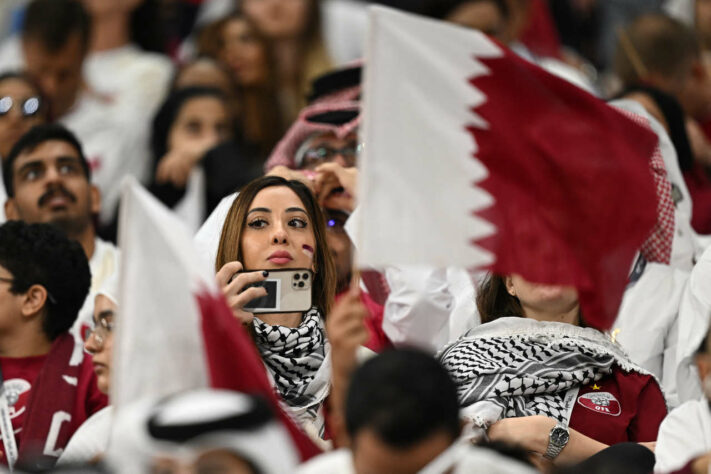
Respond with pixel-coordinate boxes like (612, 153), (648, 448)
(247, 207), (271, 215)
(285, 207), (307, 214)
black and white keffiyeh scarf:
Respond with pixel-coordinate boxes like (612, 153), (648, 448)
(438, 318), (651, 436)
(252, 307), (330, 434)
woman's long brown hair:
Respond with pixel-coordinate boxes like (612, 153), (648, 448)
(215, 175), (336, 316)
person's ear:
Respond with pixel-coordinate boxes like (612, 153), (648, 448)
(504, 276), (516, 296)
(90, 184), (101, 216)
(20, 285), (48, 319)
(5, 198), (19, 220)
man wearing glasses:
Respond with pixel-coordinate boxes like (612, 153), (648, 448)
(2, 124), (119, 340)
(0, 221), (106, 469)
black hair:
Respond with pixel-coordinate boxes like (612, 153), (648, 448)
(151, 86), (228, 161)
(22, 0), (91, 54)
(345, 348), (461, 448)
(3, 124), (90, 197)
(422, 0), (509, 21)
(0, 71), (41, 93)
(0, 221), (90, 340)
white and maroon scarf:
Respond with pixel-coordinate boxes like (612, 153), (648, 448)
(15, 333), (85, 469)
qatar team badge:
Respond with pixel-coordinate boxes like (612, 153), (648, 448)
(577, 392), (621, 416)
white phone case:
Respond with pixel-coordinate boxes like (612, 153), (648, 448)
(243, 268), (313, 314)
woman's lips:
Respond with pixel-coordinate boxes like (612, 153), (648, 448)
(268, 251), (292, 264)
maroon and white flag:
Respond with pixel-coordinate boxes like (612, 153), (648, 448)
(357, 7), (658, 329)
(112, 178), (320, 461)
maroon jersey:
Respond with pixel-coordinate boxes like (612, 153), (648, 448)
(569, 368), (667, 445)
(0, 353), (107, 463)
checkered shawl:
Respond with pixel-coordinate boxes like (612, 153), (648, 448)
(252, 308), (331, 435)
(437, 318), (648, 432)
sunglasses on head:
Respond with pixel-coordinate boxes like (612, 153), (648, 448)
(0, 96), (41, 118)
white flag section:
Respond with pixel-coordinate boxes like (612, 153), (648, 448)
(357, 6), (499, 268)
(112, 177), (216, 408)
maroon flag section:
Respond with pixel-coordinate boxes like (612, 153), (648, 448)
(468, 46), (658, 330)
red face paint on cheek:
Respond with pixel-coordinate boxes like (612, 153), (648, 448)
(302, 244), (314, 259)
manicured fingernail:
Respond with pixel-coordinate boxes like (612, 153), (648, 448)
(262, 271), (269, 277)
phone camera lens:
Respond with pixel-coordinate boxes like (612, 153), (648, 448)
(303, 273), (309, 280)
(294, 274), (300, 281)
(298, 281), (305, 288)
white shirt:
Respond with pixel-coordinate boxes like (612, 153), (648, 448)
(58, 405), (113, 466)
(297, 442), (536, 474)
(676, 243), (711, 403)
(71, 238), (120, 338)
(383, 265), (480, 353)
(60, 90), (151, 225)
(655, 399), (711, 473)
(613, 261), (689, 408)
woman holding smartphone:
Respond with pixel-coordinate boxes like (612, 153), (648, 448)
(215, 175), (336, 441)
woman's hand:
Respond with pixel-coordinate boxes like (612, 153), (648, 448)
(488, 415), (555, 454)
(156, 135), (218, 187)
(313, 163), (358, 212)
(216, 261), (268, 325)
(489, 415), (609, 465)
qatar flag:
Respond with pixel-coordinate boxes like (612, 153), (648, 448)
(357, 7), (658, 330)
(111, 178), (320, 461)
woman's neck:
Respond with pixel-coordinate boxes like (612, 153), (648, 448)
(258, 311), (303, 328)
(522, 304), (580, 326)
(90, 14), (131, 52)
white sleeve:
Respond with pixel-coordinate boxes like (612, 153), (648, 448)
(614, 264), (687, 407)
(676, 245), (711, 403)
(382, 266), (478, 352)
(655, 401), (711, 473)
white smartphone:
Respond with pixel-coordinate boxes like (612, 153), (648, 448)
(241, 268), (313, 314)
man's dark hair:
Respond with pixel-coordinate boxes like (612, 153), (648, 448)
(3, 124), (90, 197)
(345, 348), (461, 448)
(422, 0), (510, 21)
(22, 0), (91, 54)
(0, 221), (90, 340)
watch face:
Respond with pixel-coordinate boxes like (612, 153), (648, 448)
(551, 427), (570, 446)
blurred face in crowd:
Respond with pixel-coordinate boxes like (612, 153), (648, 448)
(5, 140), (99, 238)
(242, 0), (311, 40)
(351, 428), (454, 474)
(80, 0), (141, 18)
(241, 186), (317, 272)
(445, 1), (507, 40)
(323, 209), (351, 292)
(0, 77), (44, 158)
(219, 18), (269, 87)
(174, 59), (234, 97)
(84, 294), (116, 394)
(22, 33), (85, 119)
(696, 0), (711, 49)
(505, 274), (579, 320)
(296, 132), (359, 170)
(168, 96), (231, 157)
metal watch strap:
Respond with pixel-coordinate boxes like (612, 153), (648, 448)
(544, 424), (569, 460)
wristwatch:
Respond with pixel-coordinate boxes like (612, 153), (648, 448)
(544, 423), (570, 460)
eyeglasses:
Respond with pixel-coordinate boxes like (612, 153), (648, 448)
(0, 96), (41, 118)
(324, 210), (349, 234)
(85, 315), (114, 350)
(296, 143), (363, 168)
(0, 276), (57, 303)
